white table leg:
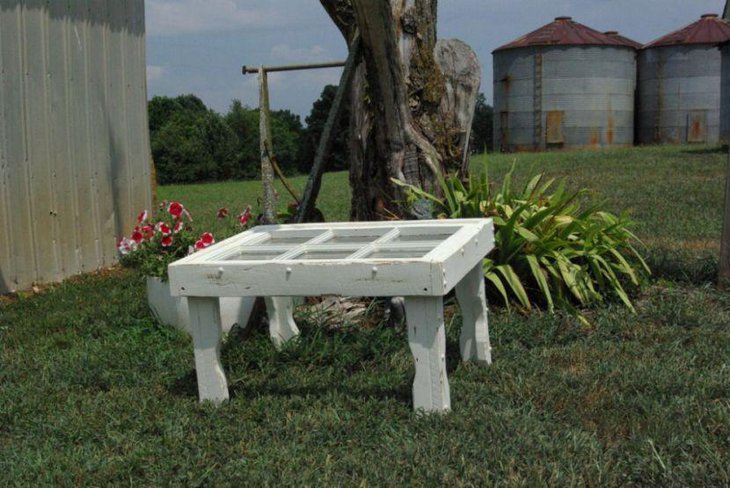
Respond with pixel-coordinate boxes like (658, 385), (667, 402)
(404, 296), (451, 413)
(455, 263), (492, 364)
(188, 296), (229, 403)
(264, 296), (300, 349)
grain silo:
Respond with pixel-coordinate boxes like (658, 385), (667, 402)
(0, 1), (153, 293)
(492, 17), (640, 152)
(637, 14), (730, 145)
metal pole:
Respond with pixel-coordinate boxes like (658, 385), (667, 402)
(295, 35), (360, 223)
(258, 66), (276, 225)
(242, 61), (345, 75)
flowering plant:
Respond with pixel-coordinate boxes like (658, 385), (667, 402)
(118, 201), (253, 280)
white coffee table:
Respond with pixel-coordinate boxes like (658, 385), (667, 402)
(168, 218), (494, 413)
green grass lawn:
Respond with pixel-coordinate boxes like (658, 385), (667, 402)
(1, 145), (729, 485)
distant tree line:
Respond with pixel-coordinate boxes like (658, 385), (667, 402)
(149, 88), (492, 184)
(470, 93), (493, 155)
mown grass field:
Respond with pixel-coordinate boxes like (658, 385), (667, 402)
(1, 145), (729, 485)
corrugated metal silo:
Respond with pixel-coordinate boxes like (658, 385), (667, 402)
(492, 17), (640, 152)
(637, 14), (730, 144)
(0, 1), (153, 293)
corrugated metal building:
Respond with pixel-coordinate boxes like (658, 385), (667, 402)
(0, 1), (153, 293)
(492, 17), (640, 152)
(637, 14), (730, 144)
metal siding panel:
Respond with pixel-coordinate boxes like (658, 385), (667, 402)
(0, 5), (13, 293)
(541, 92), (634, 112)
(542, 77), (634, 96)
(87, 0), (116, 268)
(1, 0), (150, 289)
(678, 76), (720, 95)
(117, 0), (152, 239)
(131, 0), (153, 224)
(120, 0), (137, 236)
(24, 0), (62, 283)
(107, 0), (127, 244)
(494, 45), (636, 150)
(47, 0), (80, 277)
(68, 0), (101, 272)
(637, 45), (722, 144)
(1, 3), (36, 290)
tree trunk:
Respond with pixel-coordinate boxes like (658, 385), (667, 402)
(434, 39), (482, 174)
(321, 0), (478, 221)
(720, 150), (730, 287)
(721, 1), (730, 287)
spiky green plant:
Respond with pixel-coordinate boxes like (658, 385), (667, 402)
(394, 166), (649, 316)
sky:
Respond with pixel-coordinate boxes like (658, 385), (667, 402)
(145, 0), (725, 120)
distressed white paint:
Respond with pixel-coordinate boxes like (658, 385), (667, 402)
(455, 263), (492, 364)
(188, 297), (229, 404)
(264, 296), (300, 348)
(169, 219), (495, 298)
(145, 276), (255, 335)
(169, 219), (494, 411)
(404, 296), (451, 412)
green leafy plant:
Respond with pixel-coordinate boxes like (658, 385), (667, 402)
(394, 167), (650, 316)
(118, 201), (252, 280)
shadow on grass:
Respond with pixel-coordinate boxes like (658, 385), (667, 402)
(169, 366), (413, 405)
(680, 146), (726, 155)
(169, 370), (199, 398)
(646, 249), (718, 284)
(168, 324), (463, 407)
(227, 380), (413, 406)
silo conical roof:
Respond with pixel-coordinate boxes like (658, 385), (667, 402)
(493, 16), (641, 53)
(643, 13), (730, 48)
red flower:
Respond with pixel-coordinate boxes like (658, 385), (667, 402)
(200, 232), (214, 246)
(161, 235), (173, 247)
(193, 232), (215, 251)
(137, 210), (148, 223)
(142, 225), (154, 240)
(168, 201), (184, 219)
(173, 220), (183, 234)
(155, 222), (172, 236)
(131, 230), (144, 244)
(217, 207), (228, 219)
(238, 205), (252, 226)
(117, 236), (137, 255)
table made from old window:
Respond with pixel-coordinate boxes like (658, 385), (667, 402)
(168, 218), (494, 413)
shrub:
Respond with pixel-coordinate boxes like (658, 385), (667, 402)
(118, 202), (252, 280)
(394, 167), (650, 316)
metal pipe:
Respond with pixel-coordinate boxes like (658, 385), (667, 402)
(242, 61), (345, 75)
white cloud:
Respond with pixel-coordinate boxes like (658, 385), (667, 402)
(146, 65), (166, 81)
(146, 0), (278, 36)
(270, 44), (329, 63)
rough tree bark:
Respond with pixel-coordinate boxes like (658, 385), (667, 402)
(434, 39), (482, 174)
(720, 151), (730, 287)
(721, 1), (730, 287)
(320, 0), (480, 221)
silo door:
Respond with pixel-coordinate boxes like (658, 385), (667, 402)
(546, 111), (564, 146)
(687, 110), (707, 143)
